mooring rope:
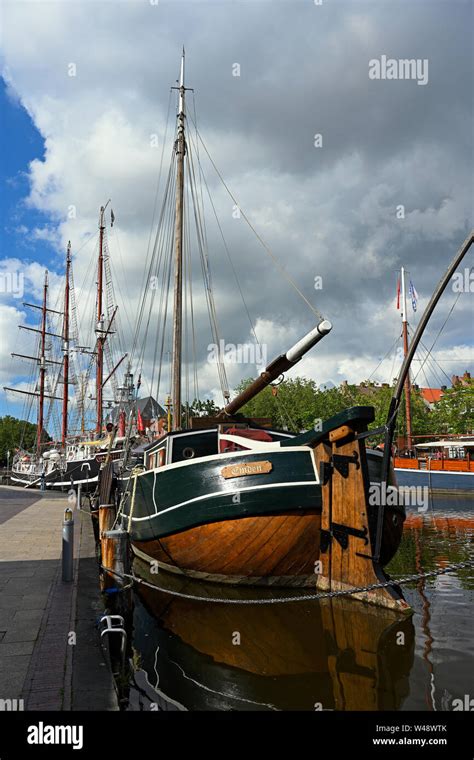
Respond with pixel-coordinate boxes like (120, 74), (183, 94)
(99, 560), (474, 606)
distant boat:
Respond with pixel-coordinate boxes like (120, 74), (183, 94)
(391, 266), (473, 494)
(394, 438), (474, 493)
(7, 206), (134, 489)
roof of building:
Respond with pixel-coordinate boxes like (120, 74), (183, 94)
(420, 388), (443, 404)
(107, 395), (166, 423)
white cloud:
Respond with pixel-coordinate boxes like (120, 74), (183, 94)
(0, 0), (472, 421)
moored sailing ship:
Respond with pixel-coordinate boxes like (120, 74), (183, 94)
(7, 205), (133, 488)
(111, 51), (408, 598)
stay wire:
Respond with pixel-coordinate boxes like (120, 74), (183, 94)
(188, 112), (324, 322)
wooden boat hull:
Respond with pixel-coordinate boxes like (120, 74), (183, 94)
(134, 511), (322, 586)
(120, 445), (404, 586)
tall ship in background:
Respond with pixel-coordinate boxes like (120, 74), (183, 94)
(5, 204), (147, 488)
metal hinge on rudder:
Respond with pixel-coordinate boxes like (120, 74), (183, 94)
(332, 451), (359, 477)
(319, 451), (360, 485)
(320, 523), (368, 553)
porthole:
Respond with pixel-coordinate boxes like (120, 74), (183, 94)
(183, 447), (195, 459)
(392, 514), (399, 527)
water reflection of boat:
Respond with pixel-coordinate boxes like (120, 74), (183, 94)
(128, 564), (415, 711)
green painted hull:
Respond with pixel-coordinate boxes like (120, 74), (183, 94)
(120, 447), (320, 542)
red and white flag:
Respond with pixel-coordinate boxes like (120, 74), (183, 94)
(137, 408), (145, 435)
(396, 277), (401, 310)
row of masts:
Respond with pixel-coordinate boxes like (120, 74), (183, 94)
(5, 199), (115, 451)
(11, 43), (293, 441)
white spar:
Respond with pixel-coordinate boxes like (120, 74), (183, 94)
(286, 319), (332, 364)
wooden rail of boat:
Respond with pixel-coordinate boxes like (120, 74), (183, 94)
(395, 457), (474, 472)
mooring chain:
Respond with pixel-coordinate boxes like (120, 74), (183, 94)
(99, 560), (474, 606)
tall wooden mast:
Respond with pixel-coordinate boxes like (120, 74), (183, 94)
(400, 267), (413, 452)
(37, 270), (48, 451)
(96, 205), (106, 434)
(171, 48), (186, 430)
(61, 242), (71, 446)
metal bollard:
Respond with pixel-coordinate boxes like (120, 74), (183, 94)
(76, 483), (82, 512)
(62, 508), (74, 582)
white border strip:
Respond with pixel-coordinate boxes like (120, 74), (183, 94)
(129, 480), (318, 522)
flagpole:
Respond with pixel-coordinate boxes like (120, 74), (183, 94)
(400, 266), (413, 453)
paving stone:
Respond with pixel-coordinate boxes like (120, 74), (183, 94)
(19, 595), (50, 610)
(0, 654), (32, 676)
(3, 624), (41, 643)
(27, 699), (62, 711)
(1, 568), (36, 579)
(0, 611), (16, 628)
(0, 674), (27, 696)
(6, 579), (52, 593)
(12, 610), (44, 625)
(0, 595), (20, 610)
(30, 674), (65, 690)
(0, 641), (35, 657)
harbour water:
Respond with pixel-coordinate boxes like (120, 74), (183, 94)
(119, 494), (474, 711)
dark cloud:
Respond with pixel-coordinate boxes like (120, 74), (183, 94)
(1, 0), (472, 408)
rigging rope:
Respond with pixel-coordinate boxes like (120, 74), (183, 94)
(186, 138), (229, 401)
(410, 273), (472, 387)
(188, 112), (324, 322)
(187, 120), (260, 350)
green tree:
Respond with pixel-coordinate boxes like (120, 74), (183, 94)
(232, 377), (432, 436)
(429, 380), (474, 434)
(189, 399), (220, 416)
(234, 378), (367, 432)
(0, 416), (43, 465)
(185, 399), (220, 423)
(358, 384), (432, 441)
(234, 377), (322, 431)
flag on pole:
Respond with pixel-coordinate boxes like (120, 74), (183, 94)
(409, 280), (418, 312)
(396, 276), (401, 310)
(110, 209), (115, 227)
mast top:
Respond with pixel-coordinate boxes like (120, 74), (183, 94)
(178, 48), (185, 115)
(400, 265), (408, 325)
(99, 200), (111, 228)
